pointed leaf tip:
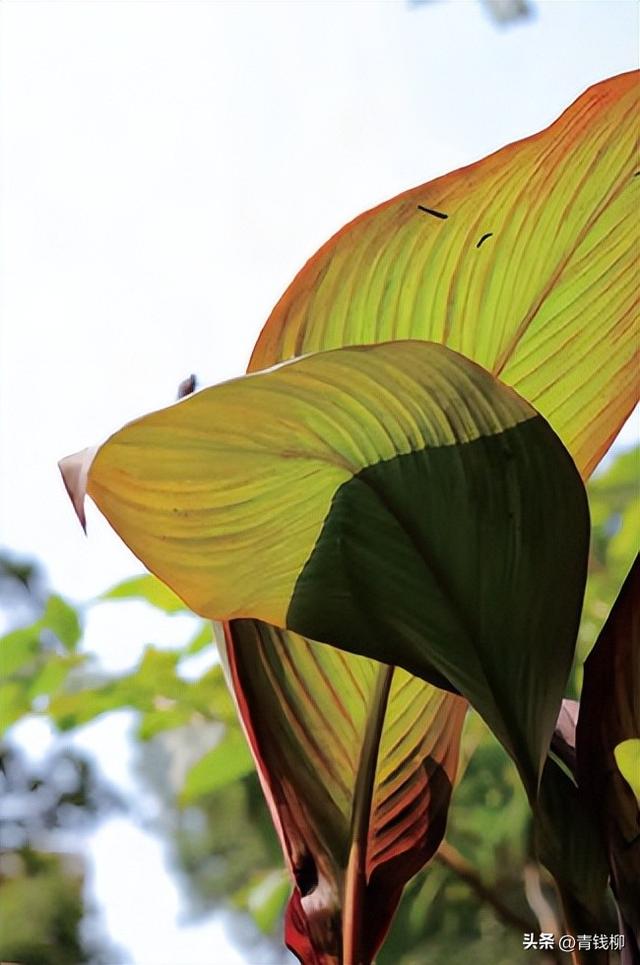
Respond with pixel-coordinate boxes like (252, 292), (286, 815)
(58, 447), (98, 533)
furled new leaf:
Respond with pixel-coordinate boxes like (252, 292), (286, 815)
(534, 758), (612, 956)
(577, 556), (640, 951)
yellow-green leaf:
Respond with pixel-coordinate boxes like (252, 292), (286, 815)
(60, 74), (637, 962)
(236, 74), (637, 959)
(250, 71), (639, 481)
(615, 739), (640, 806)
(60, 341), (589, 797)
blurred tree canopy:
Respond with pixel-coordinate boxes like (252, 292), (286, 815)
(0, 444), (637, 963)
(410, 0), (533, 27)
(0, 744), (122, 965)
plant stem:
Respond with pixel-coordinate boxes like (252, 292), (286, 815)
(523, 862), (562, 937)
(436, 841), (537, 935)
(342, 664), (394, 965)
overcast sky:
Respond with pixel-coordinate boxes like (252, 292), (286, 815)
(1, 2), (638, 963)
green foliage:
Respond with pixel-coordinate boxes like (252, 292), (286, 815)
(170, 773), (283, 913)
(50, 644), (225, 733)
(0, 591), (85, 733)
(101, 573), (186, 613)
(0, 849), (90, 965)
(534, 759), (612, 936)
(180, 729), (254, 805)
(0, 741), (121, 965)
(376, 448), (639, 962)
(575, 446), (639, 677)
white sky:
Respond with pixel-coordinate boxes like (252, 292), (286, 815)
(1, 2), (638, 963)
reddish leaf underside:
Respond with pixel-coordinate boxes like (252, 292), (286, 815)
(221, 620), (466, 963)
(577, 556), (640, 953)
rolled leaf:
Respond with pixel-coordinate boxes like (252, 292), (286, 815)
(576, 556), (640, 951)
(534, 759), (613, 957)
(250, 71), (639, 480)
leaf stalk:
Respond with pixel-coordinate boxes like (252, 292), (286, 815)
(342, 664), (394, 965)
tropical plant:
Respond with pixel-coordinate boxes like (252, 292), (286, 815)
(59, 71), (639, 964)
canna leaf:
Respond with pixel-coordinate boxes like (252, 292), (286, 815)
(219, 619), (465, 963)
(236, 74), (638, 955)
(60, 340), (588, 797)
(576, 556), (640, 951)
(250, 71), (639, 481)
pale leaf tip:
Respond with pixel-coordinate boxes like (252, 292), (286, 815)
(58, 446), (98, 534)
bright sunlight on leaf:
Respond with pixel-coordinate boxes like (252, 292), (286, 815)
(59, 71), (638, 965)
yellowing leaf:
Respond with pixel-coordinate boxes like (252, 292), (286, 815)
(64, 342), (534, 626)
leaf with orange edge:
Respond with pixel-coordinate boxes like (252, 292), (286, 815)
(250, 71), (639, 480)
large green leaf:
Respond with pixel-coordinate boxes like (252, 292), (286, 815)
(61, 341), (588, 795)
(576, 556), (640, 952)
(250, 72), (639, 481)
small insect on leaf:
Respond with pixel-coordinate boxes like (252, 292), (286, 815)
(177, 374), (198, 399)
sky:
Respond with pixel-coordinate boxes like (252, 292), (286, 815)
(1, 2), (638, 963)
